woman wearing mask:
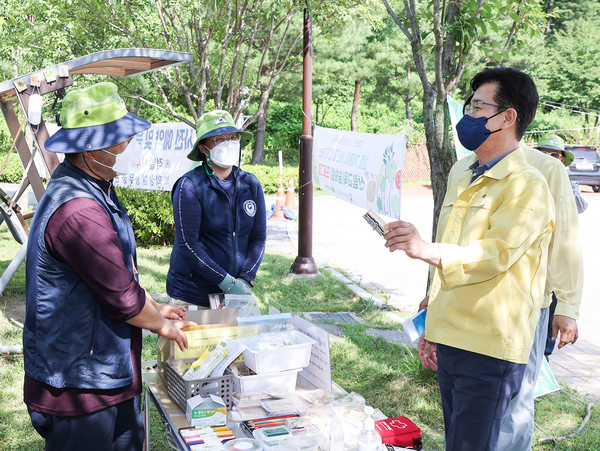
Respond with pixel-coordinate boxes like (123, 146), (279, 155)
(167, 110), (266, 307)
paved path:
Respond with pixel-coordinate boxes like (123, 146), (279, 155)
(266, 186), (600, 401)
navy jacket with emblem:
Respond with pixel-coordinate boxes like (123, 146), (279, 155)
(167, 165), (266, 306)
(24, 161), (137, 390)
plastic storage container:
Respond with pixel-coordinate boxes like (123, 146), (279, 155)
(164, 359), (233, 412)
(239, 330), (316, 374)
(232, 367), (299, 394)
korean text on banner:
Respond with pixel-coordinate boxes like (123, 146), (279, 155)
(447, 95), (471, 160)
(113, 122), (197, 191)
(312, 125), (406, 218)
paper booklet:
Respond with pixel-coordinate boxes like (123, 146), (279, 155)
(183, 337), (245, 380)
(402, 309), (427, 342)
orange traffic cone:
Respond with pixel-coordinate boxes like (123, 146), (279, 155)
(284, 176), (297, 209)
(269, 181), (287, 221)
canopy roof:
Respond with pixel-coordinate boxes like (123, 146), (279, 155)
(0, 48), (192, 101)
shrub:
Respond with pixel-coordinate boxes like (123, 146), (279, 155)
(242, 163), (299, 195)
(244, 104), (303, 163)
(0, 152), (23, 183)
(114, 187), (175, 247)
(264, 105), (303, 163)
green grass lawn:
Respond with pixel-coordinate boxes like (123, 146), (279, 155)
(1, 224), (599, 450)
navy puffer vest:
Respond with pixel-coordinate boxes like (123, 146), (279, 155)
(24, 161), (137, 389)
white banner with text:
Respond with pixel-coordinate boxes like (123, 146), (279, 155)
(312, 125), (406, 218)
(113, 122), (196, 191)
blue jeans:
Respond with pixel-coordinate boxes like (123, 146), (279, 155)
(496, 307), (549, 451)
(437, 344), (527, 451)
(28, 395), (144, 451)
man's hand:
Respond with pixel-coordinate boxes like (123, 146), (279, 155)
(152, 319), (196, 352)
(553, 315), (578, 349)
(144, 289), (186, 320)
(156, 303), (187, 321)
(384, 221), (441, 267)
(418, 336), (438, 370)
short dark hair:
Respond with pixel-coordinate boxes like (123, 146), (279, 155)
(64, 152), (79, 163)
(469, 67), (538, 140)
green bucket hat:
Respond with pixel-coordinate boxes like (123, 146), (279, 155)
(187, 110), (252, 161)
(536, 133), (574, 167)
(45, 82), (150, 153)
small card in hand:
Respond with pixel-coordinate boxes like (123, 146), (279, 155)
(363, 209), (388, 236)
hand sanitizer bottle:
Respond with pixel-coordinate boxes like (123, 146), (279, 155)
(356, 406), (383, 451)
(329, 414), (345, 451)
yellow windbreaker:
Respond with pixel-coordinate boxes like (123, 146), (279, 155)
(522, 145), (583, 318)
(426, 147), (555, 364)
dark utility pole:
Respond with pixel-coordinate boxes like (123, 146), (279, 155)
(290, 1), (318, 275)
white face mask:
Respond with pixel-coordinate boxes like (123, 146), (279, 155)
(97, 139), (142, 176)
(209, 140), (240, 168)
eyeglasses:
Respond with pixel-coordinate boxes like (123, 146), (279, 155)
(207, 133), (241, 145)
(541, 151), (563, 160)
(464, 99), (507, 114)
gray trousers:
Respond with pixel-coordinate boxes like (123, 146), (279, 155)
(496, 306), (549, 451)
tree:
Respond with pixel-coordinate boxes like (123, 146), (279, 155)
(381, 0), (548, 238)
(541, 0), (600, 37)
(70, 0), (309, 165)
(530, 17), (600, 141)
(1, 0), (381, 164)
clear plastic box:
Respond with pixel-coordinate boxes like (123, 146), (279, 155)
(239, 330), (316, 374)
(236, 313), (295, 337)
(232, 367), (299, 394)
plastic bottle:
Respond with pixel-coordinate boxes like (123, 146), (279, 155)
(356, 405), (383, 451)
(329, 414), (345, 451)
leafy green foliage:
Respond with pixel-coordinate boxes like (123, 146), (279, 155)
(242, 163), (299, 195)
(0, 151), (23, 183)
(115, 187), (175, 247)
(247, 103), (303, 162)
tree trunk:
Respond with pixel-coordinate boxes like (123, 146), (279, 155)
(545, 0), (555, 38)
(351, 79), (361, 131)
(405, 65), (412, 122)
(252, 93), (269, 164)
(421, 86), (455, 243)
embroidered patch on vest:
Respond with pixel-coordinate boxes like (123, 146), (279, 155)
(243, 200), (257, 217)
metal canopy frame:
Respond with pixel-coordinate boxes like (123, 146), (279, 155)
(0, 48), (193, 101)
(0, 48), (193, 294)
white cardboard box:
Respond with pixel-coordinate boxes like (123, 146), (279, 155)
(186, 394), (227, 427)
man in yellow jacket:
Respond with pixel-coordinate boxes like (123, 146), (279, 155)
(494, 139), (583, 450)
(384, 67), (555, 451)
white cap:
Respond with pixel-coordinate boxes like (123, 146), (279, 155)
(363, 405), (375, 431)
